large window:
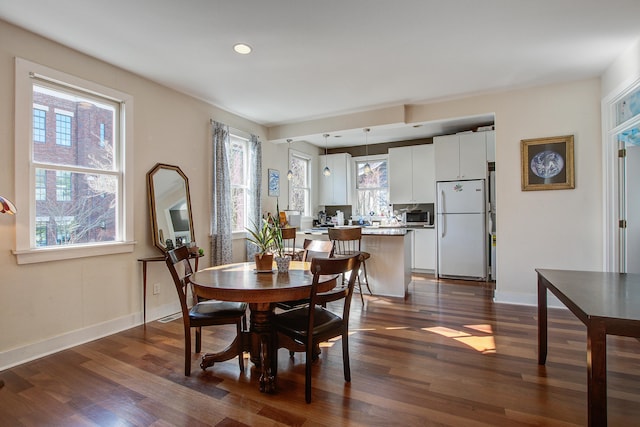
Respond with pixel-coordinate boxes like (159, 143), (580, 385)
(15, 58), (134, 264)
(288, 150), (311, 216)
(356, 157), (389, 216)
(228, 133), (249, 232)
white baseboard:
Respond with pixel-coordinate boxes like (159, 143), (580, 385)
(0, 301), (181, 371)
(494, 291), (566, 309)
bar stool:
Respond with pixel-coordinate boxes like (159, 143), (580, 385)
(280, 227), (303, 260)
(328, 227), (372, 304)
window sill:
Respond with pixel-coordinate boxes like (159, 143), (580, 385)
(13, 241), (136, 264)
(232, 230), (248, 240)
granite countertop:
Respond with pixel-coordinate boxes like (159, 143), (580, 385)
(303, 226), (419, 236)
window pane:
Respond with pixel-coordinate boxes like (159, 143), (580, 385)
(356, 159), (389, 215)
(231, 187), (246, 231)
(616, 88), (640, 126)
(33, 108), (46, 143)
(290, 155), (307, 187)
(33, 84), (116, 170)
(56, 171), (72, 201)
(357, 160), (388, 189)
(35, 168), (46, 201)
(289, 153), (310, 216)
(229, 142), (245, 186)
(357, 189), (389, 216)
(229, 136), (249, 231)
(290, 188), (308, 214)
(36, 171), (117, 246)
(55, 113), (72, 146)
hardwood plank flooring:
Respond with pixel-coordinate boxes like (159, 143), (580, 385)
(1, 275), (639, 426)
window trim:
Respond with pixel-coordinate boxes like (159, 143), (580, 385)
(14, 57), (135, 264)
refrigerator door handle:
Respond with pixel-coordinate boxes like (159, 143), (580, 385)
(439, 188), (446, 238)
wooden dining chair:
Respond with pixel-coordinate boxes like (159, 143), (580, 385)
(165, 246), (247, 376)
(272, 253), (364, 403)
(327, 227), (372, 304)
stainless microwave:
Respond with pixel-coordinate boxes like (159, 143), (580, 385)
(405, 211), (430, 224)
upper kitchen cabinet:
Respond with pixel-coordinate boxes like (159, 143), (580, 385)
(434, 131), (493, 181)
(319, 153), (352, 205)
(389, 144), (435, 204)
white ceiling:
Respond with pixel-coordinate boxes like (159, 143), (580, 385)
(2, 0), (640, 147)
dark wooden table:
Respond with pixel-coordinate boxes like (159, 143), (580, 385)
(190, 261), (337, 393)
(536, 268), (640, 427)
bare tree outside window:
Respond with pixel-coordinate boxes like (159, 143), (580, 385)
(356, 159), (389, 216)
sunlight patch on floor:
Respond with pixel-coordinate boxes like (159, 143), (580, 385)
(423, 325), (496, 354)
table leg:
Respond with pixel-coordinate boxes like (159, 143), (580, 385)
(142, 261), (148, 326)
(200, 333), (246, 370)
(249, 303), (276, 393)
(587, 319), (607, 427)
(537, 274), (548, 365)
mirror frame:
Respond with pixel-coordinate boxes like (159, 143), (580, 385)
(146, 163), (195, 253)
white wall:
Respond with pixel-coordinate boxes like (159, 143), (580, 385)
(0, 20), (269, 369)
(406, 81), (605, 305)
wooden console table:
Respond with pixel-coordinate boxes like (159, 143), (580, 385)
(536, 268), (640, 426)
(138, 250), (201, 325)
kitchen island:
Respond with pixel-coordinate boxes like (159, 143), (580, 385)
(300, 226), (412, 298)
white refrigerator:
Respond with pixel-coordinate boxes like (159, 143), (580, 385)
(436, 179), (487, 280)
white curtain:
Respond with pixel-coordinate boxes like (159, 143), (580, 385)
(210, 121), (232, 266)
(246, 134), (262, 259)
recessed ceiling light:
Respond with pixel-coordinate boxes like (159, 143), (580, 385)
(233, 43), (252, 55)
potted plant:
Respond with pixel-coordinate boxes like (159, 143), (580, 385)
(246, 217), (276, 271)
(272, 225), (291, 273)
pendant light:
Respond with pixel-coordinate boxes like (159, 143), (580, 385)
(322, 133), (331, 176)
(363, 128), (372, 174)
(286, 139), (294, 180)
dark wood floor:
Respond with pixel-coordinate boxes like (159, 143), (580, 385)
(2, 275), (640, 426)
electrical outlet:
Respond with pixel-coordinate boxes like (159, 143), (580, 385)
(153, 283), (160, 295)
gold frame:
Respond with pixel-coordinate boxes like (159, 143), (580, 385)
(521, 135), (575, 191)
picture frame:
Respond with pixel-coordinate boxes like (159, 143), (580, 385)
(268, 168), (280, 197)
(521, 135), (574, 191)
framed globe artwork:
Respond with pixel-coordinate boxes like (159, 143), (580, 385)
(521, 135), (574, 191)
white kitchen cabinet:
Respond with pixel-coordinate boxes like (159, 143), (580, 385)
(434, 131), (492, 181)
(318, 153), (352, 205)
(412, 228), (436, 271)
(389, 144), (435, 204)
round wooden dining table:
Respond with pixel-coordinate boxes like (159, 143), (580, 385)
(189, 261), (337, 393)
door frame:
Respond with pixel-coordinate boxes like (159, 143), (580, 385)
(602, 76), (640, 272)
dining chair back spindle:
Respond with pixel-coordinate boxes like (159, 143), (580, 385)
(272, 253), (364, 403)
(165, 246), (247, 376)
